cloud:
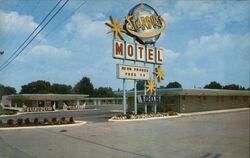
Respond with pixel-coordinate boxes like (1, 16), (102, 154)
(185, 33), (249, 60)
(164, 48), (179, 61)
(28, 44), (72, 57)
(0, 10), (38, 34)
(173, 32), (250, 88)
(64, 13), (108, 40)
(162, 12), (175, 24)
(173, 1), (250, 31)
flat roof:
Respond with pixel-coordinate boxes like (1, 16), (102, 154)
(122, 88), (250, 96)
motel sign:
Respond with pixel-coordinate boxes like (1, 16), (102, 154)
(113, 40), (164, 64)
(106, 3), (166, 114)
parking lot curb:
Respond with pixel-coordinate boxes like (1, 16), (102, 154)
(181, 107), (250, 117)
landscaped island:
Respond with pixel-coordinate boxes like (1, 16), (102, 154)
(111, 111), (178, 120)
(0, 117), (75, 128)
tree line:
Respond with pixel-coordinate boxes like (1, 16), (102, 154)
(1, 79), (249, 99)
(0, 77), (115, 99)
(136, 81), (249, 90)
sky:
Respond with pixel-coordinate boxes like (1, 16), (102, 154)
(0, 0), (249, 92)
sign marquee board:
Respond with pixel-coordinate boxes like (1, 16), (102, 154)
(117, 64), (150, 80)
(113, 40), (164, 64)
(137, 95), (162, 103)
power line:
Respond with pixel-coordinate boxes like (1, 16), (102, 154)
(0, 0), (62, 69)
(19, 0), (89, 60)
(0, 0), (69, 71)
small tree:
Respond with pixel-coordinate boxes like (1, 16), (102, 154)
(20, 80), (51, 94)
(44, 118), (49, 123)
(204, 81), (223, 89)
(7, 119), (14, 126)
(69, 117), (74, 123)
(25, 118), (30, 125)
(52, 117), (57, 122)
(73, 77), (94, 96)
(223, 84), (241, 90)
(17, 119), (23, 126)
(166, 82), (182, 88)
(136, 80), (145, 90)
(33, 118), (39, 124)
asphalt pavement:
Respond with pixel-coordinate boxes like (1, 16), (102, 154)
(0, 108), (249, 158)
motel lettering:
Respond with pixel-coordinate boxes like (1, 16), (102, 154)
(113, 40), (164, 64)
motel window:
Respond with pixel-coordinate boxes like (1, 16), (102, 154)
(243, 97), (248, 102)
(182, 96), (186, 100)
(216, 96), (219, 102)
(221, 96), (224, 102)
(231, 96), (234, 101)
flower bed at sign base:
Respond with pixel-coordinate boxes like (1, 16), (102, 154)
(111, 111), (178, 120)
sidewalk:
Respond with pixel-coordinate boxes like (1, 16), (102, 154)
(181, 107), (249, 116)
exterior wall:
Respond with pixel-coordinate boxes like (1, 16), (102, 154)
(128, 92), (249, 113)
(179, 95), (249, 113)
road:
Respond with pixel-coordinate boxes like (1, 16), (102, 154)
(0, 108), (249, 158)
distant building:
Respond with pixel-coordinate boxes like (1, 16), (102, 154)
(127, 88), (250, 113)
(1, 94), (122, 112)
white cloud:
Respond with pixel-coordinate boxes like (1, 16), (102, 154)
(162, 12), (175, 24)
(28, 45), (71, 57)
(174, 32), (250, 88)
(173, 1), (250, 31)
(0, 10), (38, 34)
(64, 13), (108, 40)
(185, 33), (249, 59)
(164, 48), (179, 61)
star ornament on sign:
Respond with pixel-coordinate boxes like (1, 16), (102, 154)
(105, 16), (126, 40)
(155, 66), (165, 82)
(146, 79), (155, 95)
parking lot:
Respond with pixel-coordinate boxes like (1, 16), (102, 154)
(0, 109), (249, 158)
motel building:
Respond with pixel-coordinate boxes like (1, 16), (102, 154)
(126, 88), (250, 113)
(0, 88), (249, 113)
(1, 94), (122, 112)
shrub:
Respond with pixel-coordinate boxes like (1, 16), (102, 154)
(7, 119), (14, 126)
(126, 114), (131, 119)
(24, 118), (30, 125)
(16, 118), (23, 126)
(44, 118), (48, 123)
(168, 111), (177, 116)
(69, 117), (74, 123)
(52, 117), (57, 122)
(0, 120), (2, 125)
(33, 118), (39, 124)
(61, 117), (65, 122)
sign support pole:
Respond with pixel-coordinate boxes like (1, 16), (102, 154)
(123, 78), (126, 114)
(153, 44), (157, 113)
(144, 45), (147, 113)
(134, 40), (137, 114)
(123, 42), (126, 115)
